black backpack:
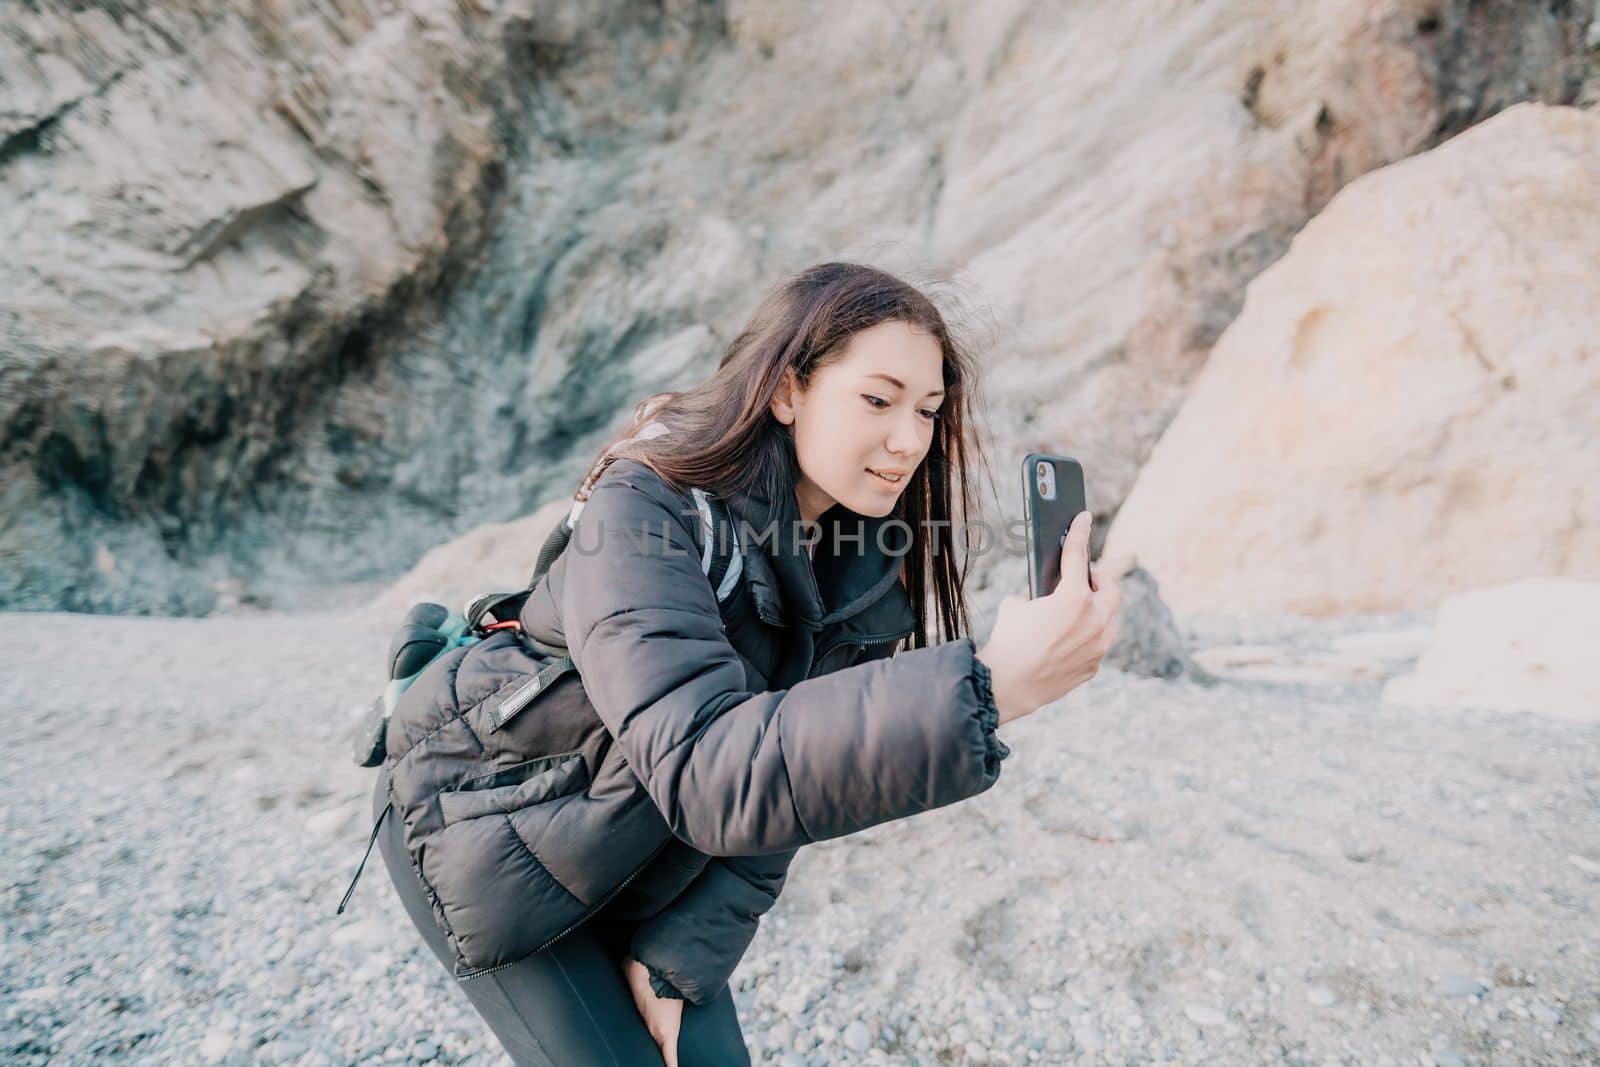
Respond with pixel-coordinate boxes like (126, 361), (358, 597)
(336, 483), (743, 921)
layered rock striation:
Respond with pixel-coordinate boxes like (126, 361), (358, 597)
(2, 1), (1592, 613)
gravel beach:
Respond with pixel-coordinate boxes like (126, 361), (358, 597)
(3, 609), (1596, 1065)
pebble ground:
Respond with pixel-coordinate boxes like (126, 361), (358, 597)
(2, 609), (1595, 1065)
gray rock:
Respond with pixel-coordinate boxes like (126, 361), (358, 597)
(768, 1020), (796, 1049)
(1436, 975), (1486, 998)
(1306, 985), (1338, 1007)
(1183, 1004), (1228, 1027)
(259, 1038), (309, 1065)
(777, 991), (810, 1016)
(842, 1020), (871, 1053)
(1102, 567), (1220, 683)
(199, 1029), (235, 1060)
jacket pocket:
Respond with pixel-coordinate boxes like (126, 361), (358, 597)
(439, 751), (588, 826)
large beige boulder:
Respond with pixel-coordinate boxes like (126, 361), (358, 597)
(1382, 579), (1600, 722)
(928, 0), (1592, 531)
(1102, 104), (1600, 620)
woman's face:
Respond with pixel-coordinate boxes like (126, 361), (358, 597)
(769, 319), (946, 525)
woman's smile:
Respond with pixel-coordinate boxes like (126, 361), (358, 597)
(867, 467), (906, 486)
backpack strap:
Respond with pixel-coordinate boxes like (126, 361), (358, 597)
(526, 510), (575, 591)
(690, 488), (742, 604)
(491, 484), (740, 639)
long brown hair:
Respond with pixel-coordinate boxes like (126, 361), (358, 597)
(577, 262), (992, 649)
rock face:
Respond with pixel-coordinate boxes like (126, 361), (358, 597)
(0, 0), (723, 613)
(1382, 578), (1600, 722)
(1103, 104), (1600, 619)
(2, 1), (1592, 614)
(1, 0), (517, 612)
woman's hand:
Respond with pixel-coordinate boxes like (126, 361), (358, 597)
(622, 956), (683, 1067)
(977, 511), (1124, 724)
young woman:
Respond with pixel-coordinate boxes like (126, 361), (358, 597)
(372, 262), (1123, 1065)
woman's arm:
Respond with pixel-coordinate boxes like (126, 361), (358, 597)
(558, 462), (1008, 857)
(626, 848), (797, 1005)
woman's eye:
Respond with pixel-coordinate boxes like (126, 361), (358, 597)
(863, 394), (941, 421)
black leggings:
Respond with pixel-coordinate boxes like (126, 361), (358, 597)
(371, 779), (751, 1066)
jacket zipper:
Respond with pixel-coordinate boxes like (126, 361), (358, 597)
(457, 834), (674, 981)
(809, 628), (915, 678)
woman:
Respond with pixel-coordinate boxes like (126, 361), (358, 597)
(372, 262), (1123, 1065)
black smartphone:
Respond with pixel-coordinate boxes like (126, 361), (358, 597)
(1022, 453), (1090, 599)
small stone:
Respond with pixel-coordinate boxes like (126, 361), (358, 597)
(1072, 1023), (1103, 1051)
(199, 1029), (234, 1060)
(409, 1039), (438, 1062)
(843, 1021), (871, 1053)
(1436, 974), (1486, 998)
(331, 918), (388, 950)
(964, 1041), (990, 1064)
(306, 804), (356, 835)
(1184, 1004), (1227, 1027)
(1433, 1050), (1466, 1067)
(1027, 994), (1057, 1012)
(1565, 853), (1600, 876)
(260, 1038), (309, 1064)
(1306, 985), (1338, 1007)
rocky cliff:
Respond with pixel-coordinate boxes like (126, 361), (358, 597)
(2, 0), (1592, 614)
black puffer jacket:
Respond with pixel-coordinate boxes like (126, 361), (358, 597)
(387, 457), (1009, 1002)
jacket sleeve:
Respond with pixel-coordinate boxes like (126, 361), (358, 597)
(627, 848), (797, 1005)
(558, 464), (1009, 857)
